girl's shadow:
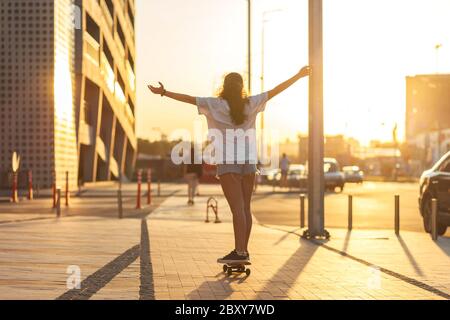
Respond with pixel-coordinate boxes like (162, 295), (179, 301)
(187, 272), (249, 300)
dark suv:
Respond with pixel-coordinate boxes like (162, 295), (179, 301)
(419, 151), (450, 236)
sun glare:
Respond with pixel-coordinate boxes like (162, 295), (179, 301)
(54, 51), (74, 123)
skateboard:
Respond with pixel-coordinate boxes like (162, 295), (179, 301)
(221, 262), (251, 276)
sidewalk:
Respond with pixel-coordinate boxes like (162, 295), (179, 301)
(0, 191), (449, 300)
(0, 182), (183, 224)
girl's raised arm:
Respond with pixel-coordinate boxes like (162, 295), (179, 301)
(267, 66), (310, 100)
(148, 82), (197, 105)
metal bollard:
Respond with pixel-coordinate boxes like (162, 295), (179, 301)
(11, 172), (18, 203)
(431, 198), (438, 241)
(56, 188), (61, 218)
(300, 194), (306, 228)
(136, 170), (142, 209)
(28, 170), (33, 200)
(348, 195), (353, 231)
(395, 195), (400, 236)
(147, 169), (152, 205)
(52, 171), (57, 208)
(65, 171), (69, 207)
(118, 189), (123, 219)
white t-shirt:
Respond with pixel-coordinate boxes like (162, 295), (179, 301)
(280, 158), (290, 171)
(196, 92), (269, 164)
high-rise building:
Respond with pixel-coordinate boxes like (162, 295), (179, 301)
(406, 74), (450, 164)
(0, 0), (137, 189)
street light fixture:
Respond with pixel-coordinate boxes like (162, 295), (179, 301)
(435, 43), (443, 74)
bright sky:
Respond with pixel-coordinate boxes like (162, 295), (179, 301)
(135, 0), (450, 145)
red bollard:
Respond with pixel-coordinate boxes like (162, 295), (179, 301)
(11, 172), (18, 203)
(52, 171), (57, 208)
(147, 168), (152, 205)
(28, 170), (33, 200)
(65, 171), (69, 207)
(136, 169), (142, 209)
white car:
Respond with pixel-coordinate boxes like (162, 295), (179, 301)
(343, 166), (364, 184)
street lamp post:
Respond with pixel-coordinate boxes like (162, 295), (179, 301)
(248, 0), (252, 95)
(304, 0), (329, 239)
(259, 9), (283, 161)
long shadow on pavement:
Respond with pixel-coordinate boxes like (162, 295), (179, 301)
(255, 242), (318, 299)
(187, 274), (248, 300)
(56, 218), (155, 300)
(140, 219), (155, 300)
(397, 235), (424, 276)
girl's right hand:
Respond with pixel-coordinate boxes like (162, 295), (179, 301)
(148, 82), (165, 95)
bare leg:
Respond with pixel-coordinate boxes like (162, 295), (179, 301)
(242, 174), (255, 253)
(193, 177), (199, 200)
(219, 173), (246, 253)
(186, 174), (193, 202)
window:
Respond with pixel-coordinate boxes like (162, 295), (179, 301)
(440, 158), (450, 173)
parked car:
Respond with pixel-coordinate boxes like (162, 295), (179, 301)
(285, 164), (308, 190)
(343, 166), (364, 184)
(262, 168), (280, 185)
(324, 158), (345, 192)
(305, 158), (345, 192)
(419, 151), (450, 236)
(269, 165), (307, 189)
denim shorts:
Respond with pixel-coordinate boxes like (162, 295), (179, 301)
(216, 164), (258, 177)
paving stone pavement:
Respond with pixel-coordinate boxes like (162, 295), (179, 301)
(0, 192), (448, 300)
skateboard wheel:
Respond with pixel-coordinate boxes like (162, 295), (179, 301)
(227, 268), (233, 276)
(223, 265), (228, 273)
(246, 269), (251, 276)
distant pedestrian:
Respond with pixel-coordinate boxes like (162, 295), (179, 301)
(148, 66), (310, 264)
(280, 154), (290, 188)
(184, 146), (203, 205)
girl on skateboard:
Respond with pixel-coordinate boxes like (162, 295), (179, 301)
(148, 66), (310, 264)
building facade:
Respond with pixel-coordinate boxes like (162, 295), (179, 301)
(0, 0), (137, 189)
(406, 74), (450, 166)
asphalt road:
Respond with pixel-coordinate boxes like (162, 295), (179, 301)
(252, 181), (450, 236)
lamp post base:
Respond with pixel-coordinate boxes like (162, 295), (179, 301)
(301, 229), (330, 240)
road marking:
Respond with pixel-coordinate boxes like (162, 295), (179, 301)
(56, 244), (140, 300)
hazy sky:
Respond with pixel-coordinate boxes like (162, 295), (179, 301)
(135, 0), (450, 145)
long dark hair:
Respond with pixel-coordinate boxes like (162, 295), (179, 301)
(219, 73), (249, 125)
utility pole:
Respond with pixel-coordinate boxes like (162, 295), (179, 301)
(260, 15), (266, 161)
(304, 0), (329, 240)
(248, 0), (252, 95)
